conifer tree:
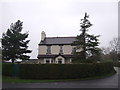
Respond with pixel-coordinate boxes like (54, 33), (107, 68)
(2, 20), (32, 63)
(74, 13), (100, 61)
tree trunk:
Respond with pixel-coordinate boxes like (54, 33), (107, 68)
(82, 28), (86, 60)
(12, 59), (14, 63)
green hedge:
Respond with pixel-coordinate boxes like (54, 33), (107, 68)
(19, 62), (116, 80)
(114, 61), (120, 67)
(2, 62), (116, 79)
(2, 63), (20, 77)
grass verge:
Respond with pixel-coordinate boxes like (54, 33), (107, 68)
(2, 71), (116, 83)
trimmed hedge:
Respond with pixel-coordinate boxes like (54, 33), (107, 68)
(2, 63), (20, 77)
(19, 62), (116, 80)
(114, 62), (120, 67)
(2, 62), (116, 80)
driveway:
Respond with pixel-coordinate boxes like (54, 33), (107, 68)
(2, 67), (119, 89)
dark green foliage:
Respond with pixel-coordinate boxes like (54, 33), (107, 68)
(2, 20), (32, 63)
(73, 13), (100, 61)
(19, 63), (115, 79)
(118, 53), (120, 61)
(2, 62), (114, 80)
(2, 63), (13, 76)
(80, 59), (94, 63)
(0, 47), (1, 59)
(109, 50), (118, 63)
(2, 63), (20, 77)
(113, 61), (120, 67)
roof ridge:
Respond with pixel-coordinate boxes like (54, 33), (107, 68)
(46, 36), (76, 39)
(39, 36), (76, 45)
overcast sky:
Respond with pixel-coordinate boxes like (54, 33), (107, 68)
(1, 0), (118, 59)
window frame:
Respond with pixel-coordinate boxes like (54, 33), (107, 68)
(45, 59), (51, 64)
(46, 45), (51, 54)
(72, 47), (76, 54)
(59, 45), (63, 54)
(57, 58), (62, 64)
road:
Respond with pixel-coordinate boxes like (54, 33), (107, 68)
(2, 67), (119, 89)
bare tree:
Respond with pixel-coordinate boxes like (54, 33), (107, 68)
(101, 47), (111, 55)
(109, 37), (119, 62)
(109, 37), (118, 53)
(100, 37), (119, 62)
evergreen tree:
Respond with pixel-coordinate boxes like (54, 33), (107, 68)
(2, 20), (32, 63)
(74, 13), (100, 61)
(0, 47), (1, 60)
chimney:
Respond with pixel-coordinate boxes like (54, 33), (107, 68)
(41, 31), (46, 41)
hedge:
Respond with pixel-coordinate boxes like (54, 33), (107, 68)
(2, 62), (116, 80)
(114, 61), (120, 67)
(2, 63), (20, 77)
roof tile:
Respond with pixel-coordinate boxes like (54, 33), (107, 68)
(39, 37), (76, 45)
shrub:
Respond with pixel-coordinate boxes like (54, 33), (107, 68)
(2, 62), (116, 79)
(79, 59), (94, 63)
(19, 62), (116, 80)
(2, 63), (20, 77)
(114, 61), (120, 67)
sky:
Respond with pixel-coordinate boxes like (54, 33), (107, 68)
(1, 0), (118, 59)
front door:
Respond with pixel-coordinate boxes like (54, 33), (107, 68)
(58, 58), (62, 64)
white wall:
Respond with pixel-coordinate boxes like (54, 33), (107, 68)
(38, 45), (74, 55)
(63, 45), (72, 54)
(51, 45), (60, 54)
(38, 45), (47, 54)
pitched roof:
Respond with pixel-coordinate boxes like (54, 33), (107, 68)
(39, 37), (76, 45)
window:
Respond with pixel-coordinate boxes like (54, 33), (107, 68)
(46, 46), (51, 54)
(46, 59), (50, 64)
(51, 60), (54, 63)
(59, 45), (63, 54)
(72, 47), (76, 54)
(58, 58), (62, 64)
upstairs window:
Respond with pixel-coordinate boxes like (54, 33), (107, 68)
(72, 47), (76, 54)
(46, 46), (51, 54)
(59, 45), (63, 54)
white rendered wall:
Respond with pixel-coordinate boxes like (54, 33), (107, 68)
(63, 45), (72, 54)
(38, 45), (47, 54)
(51, 45), (60, 54)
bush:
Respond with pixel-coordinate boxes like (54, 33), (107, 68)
(114, 61), (120, 67)
(19, 62), (116, 80)
(118, 62), (120, 67)
(79, 59), (94, 63)
(2, 63), (20, 77)
(2, 62), (116, 79)
(72, 58), (100, 64)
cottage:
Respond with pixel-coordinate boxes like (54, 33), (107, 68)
(37, 31), (78, 64)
